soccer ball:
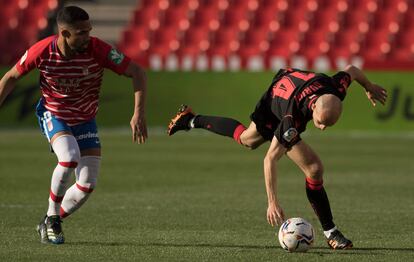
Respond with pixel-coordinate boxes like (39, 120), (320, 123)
(278, 217), (315, 252)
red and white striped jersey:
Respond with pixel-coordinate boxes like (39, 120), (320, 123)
(15, 35), (131, 126)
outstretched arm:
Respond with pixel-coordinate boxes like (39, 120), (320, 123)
(264, 137), (288, 226)
(123, 61), (148, 144)
(0, 66), (21, 107)
(344, 65), (387, 106)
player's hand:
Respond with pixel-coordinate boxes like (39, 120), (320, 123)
(364, 83), (387, 106)
(267, 203), (285, 227)
(130, 113), (148, 144)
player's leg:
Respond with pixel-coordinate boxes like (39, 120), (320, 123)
(35, 106), (81, 244)
(60, 120), (101, 219)
(167, 104), (247, 139)
(286, 140), (353, 249)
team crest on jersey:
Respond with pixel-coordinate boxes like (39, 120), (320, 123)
(283, 128), (298, 142)
(108, 48), (125, 65)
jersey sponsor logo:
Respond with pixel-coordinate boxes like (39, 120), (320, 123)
(283, 128), (298, 142)
(20, 50), (28, 66)
(108, 48), (124, 65)
(54, 78), (81, 93)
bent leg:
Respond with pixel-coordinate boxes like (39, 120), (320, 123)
(286, 141), (335, 231)
(239, 122), (267, 149)
(60, 148), (101, 218)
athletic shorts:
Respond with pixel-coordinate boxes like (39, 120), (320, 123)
(36, 101), (101, 150)
(250, 92), (280, 141)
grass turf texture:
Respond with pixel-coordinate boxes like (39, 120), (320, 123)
(0, 130), (413, 261)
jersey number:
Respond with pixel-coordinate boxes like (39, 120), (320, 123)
(272, 77), (295, 100)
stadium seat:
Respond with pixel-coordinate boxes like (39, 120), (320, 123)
(133, 7), (161, 30)
(251, 7), (280, 32)
(359, 30), (392, 60)
(221, 7), (251, 31)
(191, 6), (221, 31)
(161, 6), (191, 31)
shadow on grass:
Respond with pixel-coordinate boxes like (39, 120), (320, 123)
(67, 241), (414, 254)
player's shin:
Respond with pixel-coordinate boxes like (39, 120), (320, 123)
(193, 115), (246, 144)
(60, 156), (101, 218)
(305, 177), (335, 231)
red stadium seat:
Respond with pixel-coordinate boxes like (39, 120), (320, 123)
(133, 6), (161, 30)
(161, 6), (190, 31)
(191, 6), (221, 31)
(119, 26), (150, 57)
(267, 29), (301, 58)
(251, 7), (280, 32)
(359, 30), (392, 60)
(221, 7), (250, 31)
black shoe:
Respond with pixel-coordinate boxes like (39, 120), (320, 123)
(167, 104), (195, 136)
(327, 230), (353, 249)
(39, 215), (65, 244)
(36, 215), (49, 244)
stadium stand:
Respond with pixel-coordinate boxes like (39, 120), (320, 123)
(1, 0), (414, 70)
(117, 0), (414, 70)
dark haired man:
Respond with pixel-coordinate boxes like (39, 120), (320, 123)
(167, 65), (387, 249)
(0, 6), (147, 244)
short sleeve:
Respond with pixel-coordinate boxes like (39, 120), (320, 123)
(274, 116), (302, 148)
(15, 45), (43, 75)
(93, 38), (131, 74)
(331, 71), (351, 99)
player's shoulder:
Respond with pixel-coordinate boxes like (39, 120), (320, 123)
(89, 36), (111, 48)
(27, 35), (57, 56)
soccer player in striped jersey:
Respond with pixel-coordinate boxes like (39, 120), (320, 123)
(167, 65), (387, 249)
(0, 6), (147, 244)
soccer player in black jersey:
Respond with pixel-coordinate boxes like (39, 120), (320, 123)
(167, 65), (387, 250)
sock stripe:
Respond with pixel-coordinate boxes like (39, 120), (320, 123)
(50, 190), (64, 203)
(59, 161), (78, 168)
(76, 183), (94, 193)
(306, 177), (323, 190)
(233, 124), (246, 144)
(60, 207), (69, 218)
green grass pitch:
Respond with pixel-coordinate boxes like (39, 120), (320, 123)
(0, 130), (413, 261)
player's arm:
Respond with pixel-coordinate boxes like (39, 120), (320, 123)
(0, 66), (22, 107)
(264, 136), (288, 227)
(344, 64), (387, 106)
(123, 61), (148, 144)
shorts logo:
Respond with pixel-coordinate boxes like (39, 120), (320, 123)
(283, 128), (298, 142)
(76, 132), (99, 140)
(108, 48), (124, 65)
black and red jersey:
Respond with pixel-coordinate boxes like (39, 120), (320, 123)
(264, 68), (351, 147)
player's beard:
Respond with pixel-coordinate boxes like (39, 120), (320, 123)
(73, 41), (89, 54)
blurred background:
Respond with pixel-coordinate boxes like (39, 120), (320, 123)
(0, 0), (413, 130)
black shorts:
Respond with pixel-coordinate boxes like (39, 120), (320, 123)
(250, 92), (280, 141)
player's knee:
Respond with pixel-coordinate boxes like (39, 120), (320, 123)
(53, 135), (81, 164)
(242, 140), (261, 150)
(306, 162), (324, 180)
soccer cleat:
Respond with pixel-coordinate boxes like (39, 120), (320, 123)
(167, 104), (195, 136)
(327, 230), (353, 250)
(36, 215), (49, 244)
(37, 215), (65, 244)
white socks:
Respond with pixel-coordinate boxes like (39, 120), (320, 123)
(60, 156), (101, 218)
(47, 135), (80, 217)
